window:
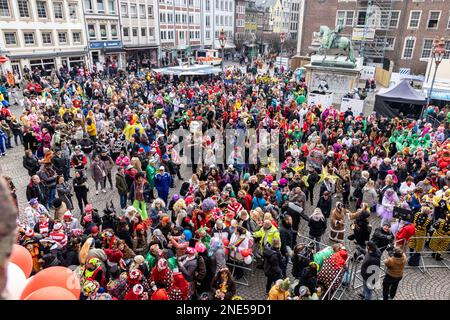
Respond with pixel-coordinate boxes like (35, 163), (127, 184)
(41, 32), (52, 44)
(84, 0), (92, 12)
(149, 27), (154, 37)
(23, 32), (35, 45)
(206, 0), (209, 11)
(427, 11), (440, 29)
(18, 0), (30, 17)
(448, 12), (450, 29)
(72, 31), (81, 43)
(160, 31), (166, 40)
(147, 5), (153, 17)
(121, 3), (127, 16)
(168, 31), (173, 39)
(421, 39), (434, 58)
(444, 41), (450, 59)
(139, 4), (145, 17)
(357, 11), (366, 26)
(88, 24), (96, 39)
(69, 3), (77, 19)
(206, 15), (210, 27)
(389, 11), (400, 28)
(58, 32), (67, 44)
(123, 27), (129, 37)
(402, 37), (416, 59)
(336, 11), (353, 27)
(0, 0), (10, 17)
(182, 14), (186, 23)
(189, 14), (193, 24)
(108, 0), (115, 14)
(206, 30), (210, 39)
(111, 25), (118, 38)
(4, 32), (17, 45)
(53, 2), (64, 19)
(385, 37), (395, 50)
(408, 11), (421, 28)
(160, 12), (165, 22)
(97, 0), (104, 12)
(168, 13), (173, 23)
(36, 1), (47, 18)
(130, 4), (137, 17)
(141, 28), (146, 36)
(175, 14), (180, 23)
(100, 25), (107, 39)
(132, 28), (138, 37)
(179, 31), (184, 39)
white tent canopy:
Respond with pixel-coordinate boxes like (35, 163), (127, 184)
(153, 64), (222, 76)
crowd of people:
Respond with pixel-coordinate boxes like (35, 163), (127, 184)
(0, 60), (450, 301)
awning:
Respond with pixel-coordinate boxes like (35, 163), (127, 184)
(7, 50), (88, 59)
(103, 48), (126, 54)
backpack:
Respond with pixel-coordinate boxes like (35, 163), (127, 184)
(194, 255), (207, 282)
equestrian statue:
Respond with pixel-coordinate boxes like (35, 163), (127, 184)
(316, 24), (356, 67)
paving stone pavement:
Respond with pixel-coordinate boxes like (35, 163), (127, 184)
(1, 104), (450, 300)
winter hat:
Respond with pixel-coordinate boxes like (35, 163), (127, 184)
(28, 198), (39, 206)
(53, 223), (64, 232)
(157, 258), (168, 271)
(135, 224), (144, 232)
(24, 227), (35, 238)
(91, 226), (99, 234)
(83, 214), (93, 223)
(185, 196), (194, 205)
(104, 249), (124, 263)
(138, 148), (144, 153)
(279, 178), (288, 186)
(134, 255), (145, 265)
(85, 204), (93, 213)
(125, 206), (137, 216)
(243, 173), (250, 181)
(63, 211), (72, 219)
(366, 241), (377, 251)
(186, 247), (196, 255)
(128, 268), (142, 283)
(162, 155), (169, 160)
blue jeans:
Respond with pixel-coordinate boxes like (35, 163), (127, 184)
(120, 193), (128, 209)
(363, 280), (373, 300)
(47, 187), (56, 209)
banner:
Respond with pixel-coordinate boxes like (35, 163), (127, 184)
(341, 97), (364, 115)
(307, 93), (334, 107)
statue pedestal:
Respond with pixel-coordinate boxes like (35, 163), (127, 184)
(304, 62), (362, 105)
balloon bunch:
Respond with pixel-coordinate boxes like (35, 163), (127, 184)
(3, 244), (80, 300)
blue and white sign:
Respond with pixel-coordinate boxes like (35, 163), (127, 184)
(89, 41), (122, 49)
(399, 68), (410, 75)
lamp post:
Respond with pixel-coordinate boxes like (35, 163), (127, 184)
(219, 29), (226, 72)
(280, 32), (286, 57)
(425, 37), (446, 117)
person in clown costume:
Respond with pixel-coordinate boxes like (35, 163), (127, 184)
(124, 114), (145, 141)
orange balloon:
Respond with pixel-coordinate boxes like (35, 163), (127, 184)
(9, 244), (33, 278)
(24, 286), (77, 300)
(20, 266), (81, 300)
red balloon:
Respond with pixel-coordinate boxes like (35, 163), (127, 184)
(241, 249), (252, 258)
(24, 286), (77, 300)
(20, 266), (81, 300)
(222, 239), (230, 247)
(9, 244), (33, 278)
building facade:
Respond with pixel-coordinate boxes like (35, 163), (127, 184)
(235, 0), (246, 43)
(83, 0), (125, 69)
(0, 0), (88, 76)
(202, 0), (235, 57)
(119, 0), (159, 67)
(297, 0), (450, 75)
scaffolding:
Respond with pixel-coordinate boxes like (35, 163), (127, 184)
(353, 0), (394, 65)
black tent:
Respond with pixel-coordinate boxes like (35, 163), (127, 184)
(374, 80), (426, 119)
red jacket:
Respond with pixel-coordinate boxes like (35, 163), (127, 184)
(395, 223), (416, 246)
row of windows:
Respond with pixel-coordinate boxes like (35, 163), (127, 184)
(0, 0), (78, 19)
(84, 0), (116, 14)
(88, 23), (118, 40)
(336, 9), (450, 29)
(3, 30), (82, 46)
(402, 37), (450, 60)
(159, 12), (203, 25)
(120, 2), (153, 18)
(123, 27), (155, 38)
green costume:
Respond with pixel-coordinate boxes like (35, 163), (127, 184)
(146, 163), (156, 189)
(145, 253), (177, 271)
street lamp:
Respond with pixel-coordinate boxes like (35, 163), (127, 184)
(425, 37), (446, 112)
(219, 29), (226, 72)
(280, 32), (286, 57)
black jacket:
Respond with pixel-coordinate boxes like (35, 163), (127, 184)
(317, 196), (332, 218)
(308, 218), (327, 238)
(129, 181), (152, 203)
(279, 221), (294, 256)
(263, 246), (283, 278)
(51, 155), (67, 175)
(26, 182), (47, 204)
(371, 227), (393, 250)
(361, 249), (381, 281)
(23, 155), (40, 176)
